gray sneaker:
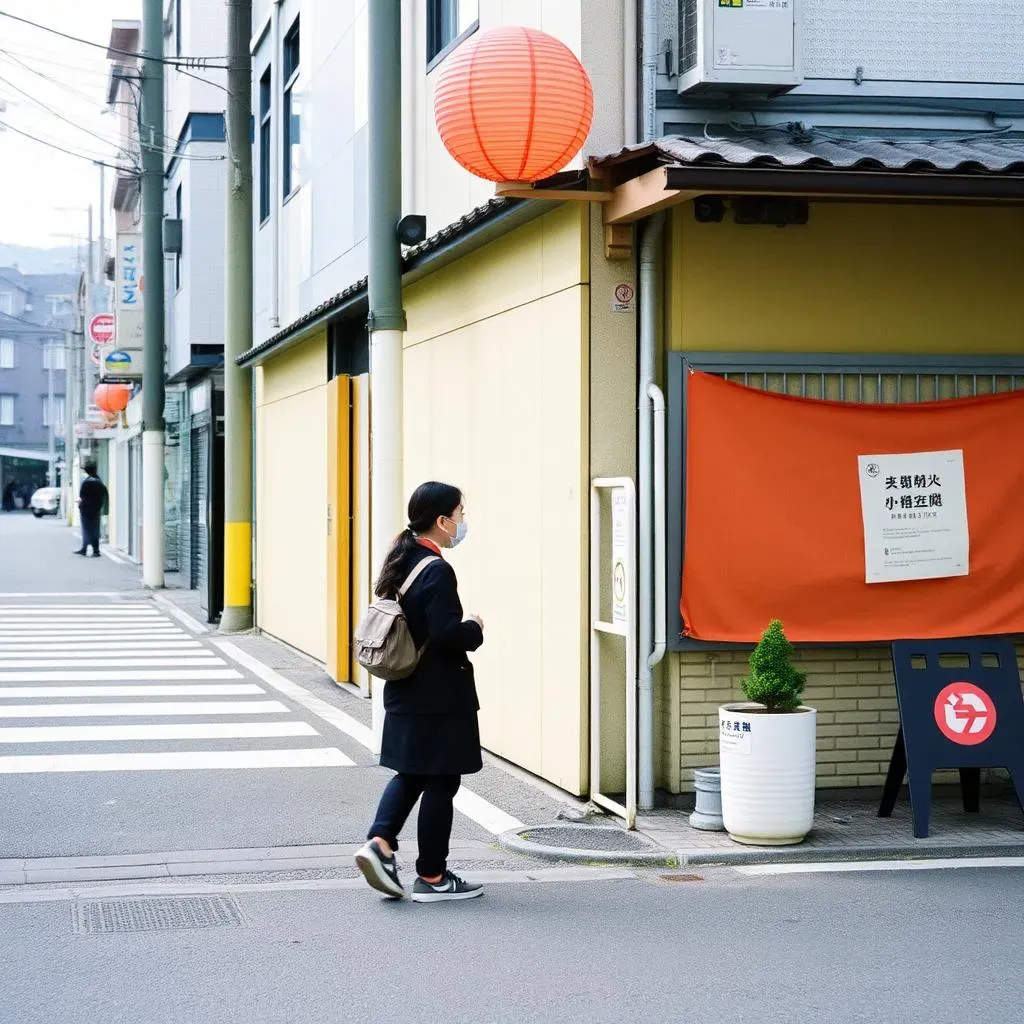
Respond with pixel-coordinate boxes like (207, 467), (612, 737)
(411, 871), (483, 903)
(354, 840), (404, 898)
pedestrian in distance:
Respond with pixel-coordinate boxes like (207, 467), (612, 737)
(74, 461), (108, 558)
(355, 481), (486, 903)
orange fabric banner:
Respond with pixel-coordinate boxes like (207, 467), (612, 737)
(682, 371), (1024, 642)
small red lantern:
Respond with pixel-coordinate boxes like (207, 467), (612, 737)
(434, 26), (594, 184)
(94, 383), (132, 414)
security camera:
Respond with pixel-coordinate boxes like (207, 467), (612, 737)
(396, 215), (427, 246)
(693, 196), (726, 223)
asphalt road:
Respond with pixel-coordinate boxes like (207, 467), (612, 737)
(2, 864), (1022, 1023)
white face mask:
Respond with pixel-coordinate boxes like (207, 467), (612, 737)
(442, 518), (468, 548)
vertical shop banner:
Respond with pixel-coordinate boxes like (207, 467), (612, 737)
(681, 372), (1024, 642)
(108, 233), (144, 380)
(857, 450), (969, 583)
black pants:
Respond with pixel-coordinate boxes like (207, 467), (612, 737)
(80, 511), (101, 555)
(368, 773), (461, 879)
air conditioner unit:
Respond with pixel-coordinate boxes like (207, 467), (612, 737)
(678, 0), (802, 95)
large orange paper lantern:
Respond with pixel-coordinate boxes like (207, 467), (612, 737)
(94, 383), (131, 414)
(434, 26), (594, 183)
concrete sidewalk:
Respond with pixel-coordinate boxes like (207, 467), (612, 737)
(110, 525), (1024, 872)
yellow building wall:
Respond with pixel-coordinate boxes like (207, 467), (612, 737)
(255, 335), (329, 662)
(403, 204), (591, 794)
(665, 201), (1024, 793)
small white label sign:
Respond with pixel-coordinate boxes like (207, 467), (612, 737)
(611, 282), (635, 313)
(720, 717), (752, 755)
(858, 449), (969, 584)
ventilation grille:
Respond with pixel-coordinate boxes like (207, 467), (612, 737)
(679, 0), (699, 76)
(72, 895), (247, 934)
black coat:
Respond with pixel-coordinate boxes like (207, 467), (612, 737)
(379, 543), (484, 776)
(79, 476), (108, 516)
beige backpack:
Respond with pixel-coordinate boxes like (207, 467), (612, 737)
(353, 556), (440, 680)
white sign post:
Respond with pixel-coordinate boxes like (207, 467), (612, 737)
(858, 449), (969, 584)
(611, 487), (629, 625)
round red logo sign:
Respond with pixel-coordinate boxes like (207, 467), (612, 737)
(933, 682), (997, 745)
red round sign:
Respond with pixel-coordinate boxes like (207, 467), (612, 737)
(933, 682), (997, 745)
(88, 314), (115, 344)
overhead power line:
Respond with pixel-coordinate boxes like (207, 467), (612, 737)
(0, 118), (133, 172)
(0, 9), (229, 68)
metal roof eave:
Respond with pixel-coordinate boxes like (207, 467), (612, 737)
(237, 194), (552, 369)
(664, 165), (1024, 201)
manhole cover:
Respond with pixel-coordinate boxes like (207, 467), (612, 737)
(517, 826), (658, 853)
(72, 895), (246, 935)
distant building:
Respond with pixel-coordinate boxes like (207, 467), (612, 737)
(0, 267), (76, 497)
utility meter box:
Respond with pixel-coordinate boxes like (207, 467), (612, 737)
(678, 0), (802, 95)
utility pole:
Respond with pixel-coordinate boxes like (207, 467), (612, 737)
(141, 0), (166, 588)
(63, 330), (74, 511)
(85, 205), (94, 420)
(46, 353), (55, 486)
(368, 0), (406, 746)
(220, 0), (254, 632)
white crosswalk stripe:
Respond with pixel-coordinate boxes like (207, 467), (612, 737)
(0, 601), (353, 772)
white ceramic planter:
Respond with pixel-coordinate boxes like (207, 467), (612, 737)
(719, 702), (817, 846)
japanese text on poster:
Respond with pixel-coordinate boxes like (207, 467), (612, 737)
(858, 450), (969, 584)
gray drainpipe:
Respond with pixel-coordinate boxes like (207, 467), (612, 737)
(637, 0), (667, 811)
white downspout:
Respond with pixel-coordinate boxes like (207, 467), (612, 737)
(637, 0), (663, 811)
(623, 0), (638, 145)
(269, 0), (282, 328)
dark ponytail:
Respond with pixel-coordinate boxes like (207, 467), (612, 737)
(374, 481), (462, 598)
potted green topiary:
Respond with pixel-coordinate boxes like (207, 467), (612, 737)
(718, 619), (817, 845)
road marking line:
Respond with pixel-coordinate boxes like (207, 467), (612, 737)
(0, 748), (354, 773)
(0, 592), (129, 598)
(0, 700), (290, 718)
(452, 787), (526, 835)
(0, 608), (161, 616)
(0, 722), (317, 743)
(0, 669), (242, 682)
(734, 855), (1024, 876)
(0, 622), (186, 630)
(0, 642), (203, 651)
(0, 623), (182, 630)
(152, 595), (208, 635)
(0, 604), (152, 610)
(0, 647), (207, 655)
(0, 684), (265, 698)
(0, 630), (188, 637)
(0, 866), (637, 901)
(0, 640), (190, 647)
(215, 639), (527, 834)
(0, 657), (227, 669)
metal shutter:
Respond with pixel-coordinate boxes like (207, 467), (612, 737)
(190, 426), (208, 593)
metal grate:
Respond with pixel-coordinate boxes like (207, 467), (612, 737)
(517, 825), (659, 853)
(72, 895), (247, 935)
(719, 370), (1024, 404)
(679, 0), (699, 75)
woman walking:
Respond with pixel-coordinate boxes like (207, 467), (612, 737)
(354, 481), (485, 902)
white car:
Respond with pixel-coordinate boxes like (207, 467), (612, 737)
(29, 487), (61, 518)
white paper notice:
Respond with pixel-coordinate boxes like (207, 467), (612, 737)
(858, 450), (969, 584)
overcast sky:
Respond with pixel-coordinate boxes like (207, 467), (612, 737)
(0, 0), (142, 255)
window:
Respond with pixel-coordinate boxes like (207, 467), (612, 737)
(282, 18), (300, 198)
(0, 395), (13, 426)
(41, 396), (64, 429)
(427, 0), (479, 65)
(43, 343), (66, 371)
(45, 295), (73, 317)
(175, 184), (183, 291)
(259, 68), (272, 222)
(0, 293), (12, 316)
(0, 337), (13, 369)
